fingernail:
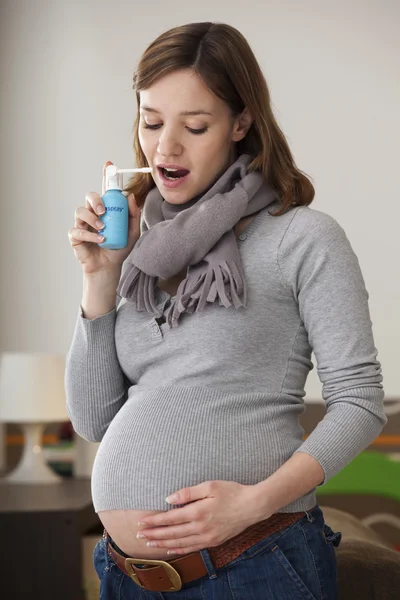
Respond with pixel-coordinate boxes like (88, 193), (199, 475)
(136, 533), (146, 539)
(97, 205), (105, 214)
(97, 234), (105, 241)
(95, 220), (104, 229)
(147, 541), (158, 547)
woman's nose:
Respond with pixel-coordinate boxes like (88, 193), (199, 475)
(157, 128), (182, 157)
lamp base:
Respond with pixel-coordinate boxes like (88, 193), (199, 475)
(0, 422), (63, 484)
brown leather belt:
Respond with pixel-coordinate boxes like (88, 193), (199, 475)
(105, 510), (305, 592)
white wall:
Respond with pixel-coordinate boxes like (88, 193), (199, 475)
(0, 0), (399, 400)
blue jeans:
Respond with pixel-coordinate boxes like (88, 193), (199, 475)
(93, 505), (341, 599)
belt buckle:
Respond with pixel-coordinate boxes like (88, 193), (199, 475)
(125, 557), (182, 592)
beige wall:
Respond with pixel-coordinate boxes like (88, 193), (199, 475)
(0, 0), (399, 403)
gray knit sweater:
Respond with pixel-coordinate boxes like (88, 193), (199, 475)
(65, 202), (386, 513)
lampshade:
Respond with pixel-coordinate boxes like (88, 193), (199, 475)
(0, 352), (69, 484)
(0, 352), (68, 423)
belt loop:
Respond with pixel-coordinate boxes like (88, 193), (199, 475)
(305, 510), (314, 523)
(199, 548), (218, 579)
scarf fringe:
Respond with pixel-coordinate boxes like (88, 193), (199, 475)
(117, 259), (247, 326)
(117, 268), (159, 315)
(165, 260), (247, 328)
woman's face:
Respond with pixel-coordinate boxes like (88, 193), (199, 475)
(139, 69), (248, 204)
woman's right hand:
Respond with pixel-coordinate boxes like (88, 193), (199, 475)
(68, 161), (142, 275)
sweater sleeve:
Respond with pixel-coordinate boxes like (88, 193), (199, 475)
(65, 219), (146, 442)
(65, 306), (130, 443)
(278, 207), (386, 483)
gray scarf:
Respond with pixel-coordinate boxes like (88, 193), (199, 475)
(117, 154), (278, 327)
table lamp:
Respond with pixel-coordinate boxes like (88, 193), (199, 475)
(0, 352), (69, 484)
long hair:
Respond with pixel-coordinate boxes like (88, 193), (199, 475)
(124, 22), (314, 215)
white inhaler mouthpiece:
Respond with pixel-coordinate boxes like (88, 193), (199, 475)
(105, 164), (123, 191)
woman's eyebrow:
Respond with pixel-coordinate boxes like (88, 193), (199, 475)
(140, 106), (213, 116)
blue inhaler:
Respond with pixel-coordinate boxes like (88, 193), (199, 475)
(98, 164), (128, 250)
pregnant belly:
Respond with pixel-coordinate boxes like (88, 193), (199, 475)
(92, 387), (291, 555)
(98, 509), (175, 560)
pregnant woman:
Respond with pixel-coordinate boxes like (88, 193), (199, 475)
(65, 21), (386, 600)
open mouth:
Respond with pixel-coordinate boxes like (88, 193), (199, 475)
(158, 166), (190, 181)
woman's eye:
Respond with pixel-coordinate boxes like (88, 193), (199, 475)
(143, 123), (208, 135)
(187, 127), (208, 135)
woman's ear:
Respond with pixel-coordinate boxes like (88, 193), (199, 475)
(231, 108), (253, 142)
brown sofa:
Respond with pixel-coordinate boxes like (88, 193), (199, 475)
(322, 506), (400, 599)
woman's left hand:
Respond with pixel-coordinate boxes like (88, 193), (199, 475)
(136, 480), (268, 555)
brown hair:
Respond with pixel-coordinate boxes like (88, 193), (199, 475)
(124, 22), (314, 215)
